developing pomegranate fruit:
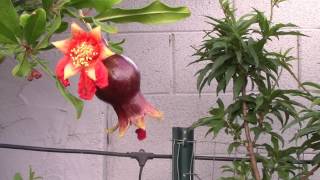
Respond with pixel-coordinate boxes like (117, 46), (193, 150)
(95, 54), (162, 140)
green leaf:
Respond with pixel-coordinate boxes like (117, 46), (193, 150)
(108, 40), (125, 54)
(96, 1), (191, 24)
(14, 173), (23, 180)
(247, 38), (259, 67)
(20, 13), (31, 28)
(70, 0), (122, 12)
(56, 80), (84, 119)
(225, 66), (236, 86)
(24, 8), (46, 46)
(36, 15), (62, 49)
(55, 21), (68, 34)
(297, 124), (320, 137)
(302, 81), (320, 90)
(12, 54), (32, 77)
(228, 142), (241, 154)
(233, 75), (245, 97)
(0, 0), (20, 44)
(93, 20), (118, 34)
(42, 0), (54, 12)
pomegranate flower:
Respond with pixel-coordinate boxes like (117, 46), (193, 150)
(52, 23), (114, 100)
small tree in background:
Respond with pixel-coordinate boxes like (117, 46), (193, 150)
(191, 0), (320, 179)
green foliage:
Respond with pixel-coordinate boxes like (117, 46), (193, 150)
(14, 167), (42, 180)
(95, 1), (191, 24)
(220, 161), (253, 180)
(0, 0), (21, 43)
(0, 0), (190, 119)
(190, 0), (317, 179)
(24, 8), (46, 46)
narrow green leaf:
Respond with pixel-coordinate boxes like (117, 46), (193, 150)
(297, 124), (320, 137)
(212, 54), (233, 72)
(108, 40), (125, 54)
(302, 81), (320, 90)
(24, 8), (46, 46)
(228, 142), (241, 154)
(56, 80), (84, 119)
(225, 66), (236, 86)
(96, 1), (191, 24)
(247, 38), (259, 67)
(0, 0), (20, 43)
(233, 75), (245, 97)
(70, 0), (122, 12)
(42, 0), (54, 12)
(93, 20), (118, 34)
(312, 153), (320, 165)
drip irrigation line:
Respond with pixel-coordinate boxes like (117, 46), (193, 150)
(0, 143), (313, 164)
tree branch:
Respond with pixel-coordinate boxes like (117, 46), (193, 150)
(242, 87), (261, 180)
(301, 164), (320, 180)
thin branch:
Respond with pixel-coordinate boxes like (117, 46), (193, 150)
(301, 164), (320, 180)
(78, 9), (109, 46)
(79, 10), (92, 31)
(270, 0), (274, 22)
(242, 86), (261, 180)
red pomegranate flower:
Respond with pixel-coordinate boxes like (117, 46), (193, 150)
(52, 23), (114, 100)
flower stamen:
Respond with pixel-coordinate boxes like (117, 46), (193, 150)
(70, 42), (98, 68)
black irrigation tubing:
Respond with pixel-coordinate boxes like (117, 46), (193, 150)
(0, 143), (313, 164)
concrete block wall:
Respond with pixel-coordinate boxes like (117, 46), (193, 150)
(1, 0), (320, 180)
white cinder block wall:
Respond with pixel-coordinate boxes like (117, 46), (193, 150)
(1, 0), (320, 180)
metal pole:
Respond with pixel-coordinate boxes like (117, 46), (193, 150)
(172, 127), (194, 180)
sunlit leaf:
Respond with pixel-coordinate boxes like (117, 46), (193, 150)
(96, 1), (191, 24)
(24, 8), (46, 46)
(0, 0), (21, 43)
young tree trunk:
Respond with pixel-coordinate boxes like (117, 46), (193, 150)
(242, 87), (261, 180)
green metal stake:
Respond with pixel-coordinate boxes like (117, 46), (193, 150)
(172, 127), (194, 180)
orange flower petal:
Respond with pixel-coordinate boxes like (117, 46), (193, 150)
(134, 118), (146, 130)
(90, 26), (102, 40)
(86, 67), (96, 81)
(100, 45), (115, 59)
(71, 22), (85, 36)
(52, 39), (70, 54)
(119, 120), (130, 138)
(64, 63), (79, 80)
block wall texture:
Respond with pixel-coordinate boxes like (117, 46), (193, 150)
(1, 0), (320, 180)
